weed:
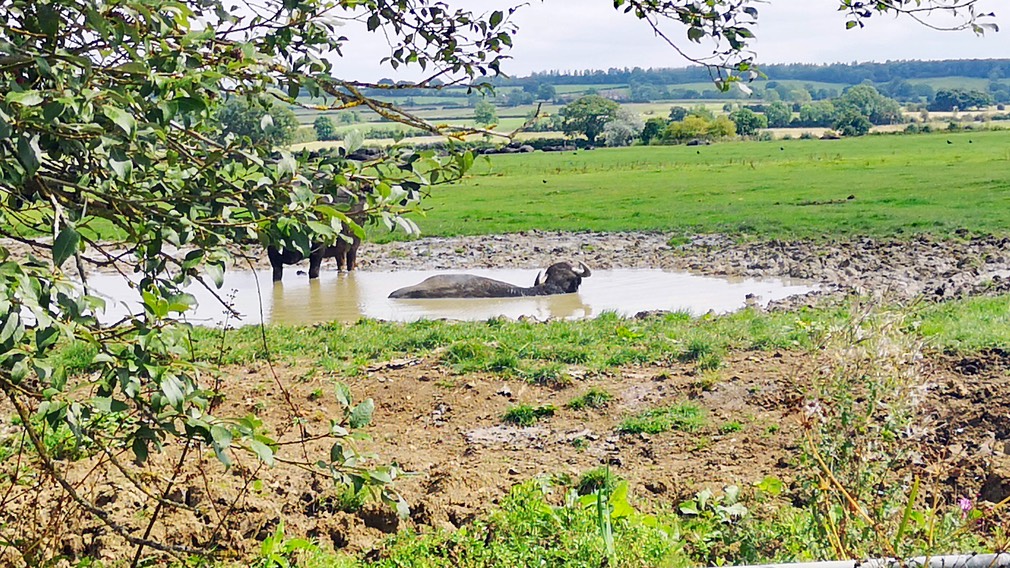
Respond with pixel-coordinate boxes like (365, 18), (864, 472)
(619, 403), (706, 434)
(566, 387), (614, 410)
(798, 305), (987, 559)
(570, 437), (588, 451)
(718, 421), (743, 434)
(521, 363), (571, 387)
(575, 466), (620, 495)
(252, 521), (318, 568)
(502, 404), (556, 427)
(667, 234), (692, 247)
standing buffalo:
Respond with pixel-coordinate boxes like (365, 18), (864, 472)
(268, 185), (364, 281)
(388, 262), (591, 299)
(267, 227), (361, 281)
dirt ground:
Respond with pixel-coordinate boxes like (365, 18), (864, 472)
(6, 346), (1010, 564)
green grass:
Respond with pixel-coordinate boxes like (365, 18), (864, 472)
(395, 130), (1010, 241)
(159, 294), (1010, 376)
(566, 387), (614, 410)
(502, 404), (556, 426)
(618, 402), (706, 434)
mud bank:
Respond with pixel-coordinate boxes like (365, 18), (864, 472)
(352, 231), (1010, 309)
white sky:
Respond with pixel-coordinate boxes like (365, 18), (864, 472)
(332, 0), (1008, 82)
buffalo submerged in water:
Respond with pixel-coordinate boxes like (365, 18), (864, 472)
(388, 262), (591, 299)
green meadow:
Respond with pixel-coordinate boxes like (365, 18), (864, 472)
(399, 130), (1010, 241)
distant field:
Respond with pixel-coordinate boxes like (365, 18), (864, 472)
(906, 77), (1008, 90)
(388, 130), (1010, 241)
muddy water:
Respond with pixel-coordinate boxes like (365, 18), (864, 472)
(84, 268), (817, 327)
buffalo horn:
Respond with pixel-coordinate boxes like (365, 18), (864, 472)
(575, 261), (592, 277)
(534, 271), (543, 286)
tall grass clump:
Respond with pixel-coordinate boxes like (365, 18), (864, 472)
(797, 304), (987, 559)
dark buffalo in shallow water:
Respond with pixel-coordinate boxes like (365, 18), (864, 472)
(388, 262), (591, 299)
(267, 231), (360, 281)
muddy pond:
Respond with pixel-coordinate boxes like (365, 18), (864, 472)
(84, 268), (817, 327)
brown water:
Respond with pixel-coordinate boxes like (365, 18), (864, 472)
(84, 268), (817, 327)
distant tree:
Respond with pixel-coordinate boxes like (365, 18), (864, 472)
(560, 95), (620, 144)
(708, 116), (737, 138)
(798, 101), (836, 127)
(833, 109), (873, 136)
(668, 106), (690, 121)
(729, 107), (768, 136)
(217, 97), (300, 147)
(602, 108), (645, 147)
(764, 101), (792, 128)
(641, 117), (668, 145)
(474, 99), (499, 126)
(339, 111), (360, 124)
(930, 89), (994, 111)
(537, 83), (557, 101)
(314, 115), (338, 141)
(661, 115), (734, 143)
(663, 115), (712, 143)
(503, 89), (535, 106)
(836, 85), (902, 124)
(688, 104), (715, 120)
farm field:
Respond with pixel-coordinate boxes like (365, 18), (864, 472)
(9, 130), (1010, 566)
(402, 129), (1010, 240)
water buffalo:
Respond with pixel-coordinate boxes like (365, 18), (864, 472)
(267, 228), (361, 281)
(388, 262), (591, 299)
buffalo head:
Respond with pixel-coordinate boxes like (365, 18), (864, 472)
(533, 261), (591, 294)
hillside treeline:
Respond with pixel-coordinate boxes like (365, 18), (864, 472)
(508, 59), (1010, 87)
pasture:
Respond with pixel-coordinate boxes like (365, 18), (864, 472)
(400, 129), (1010, 240)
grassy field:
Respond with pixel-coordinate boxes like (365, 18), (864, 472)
(393, 129), (1010, 241)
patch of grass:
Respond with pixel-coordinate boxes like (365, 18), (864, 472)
(681, 336), (724, 371)
(566, 387), (614, 410)
(575, 466), (621, 495)
(520, 363), (571, 387)
(502, 404), (556, 427)
(619, 403), (707, 434)
(719, 421), (743, 434)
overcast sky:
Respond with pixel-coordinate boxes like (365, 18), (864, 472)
(332, 0), (1007, 82)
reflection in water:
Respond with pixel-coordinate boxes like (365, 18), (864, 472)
(84, 268), (818, 327)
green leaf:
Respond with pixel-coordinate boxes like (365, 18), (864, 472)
(17, 135), (41, 175)
(38, 4), (60, 36)
(6, 91), (43, 107)
(0, 313), (20, 344)
(166, 293), (197, 313)
(489, 10), (503, 28)
(205, 262), (225, 288)
(53, 227), (80, 268)
(109, 157), (133, 180)
(687, 26), (705, 42)
(250, 439), (275, 466)
(348, 398), (374, 429)
(102, 106), (136, 136)
(132, 437), (149, 464)
(161, 374), (185, 408)
(211, 425), (233, 448)
(334, 382), (351, 407)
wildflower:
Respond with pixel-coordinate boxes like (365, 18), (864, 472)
(958, 497), (973, 517)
